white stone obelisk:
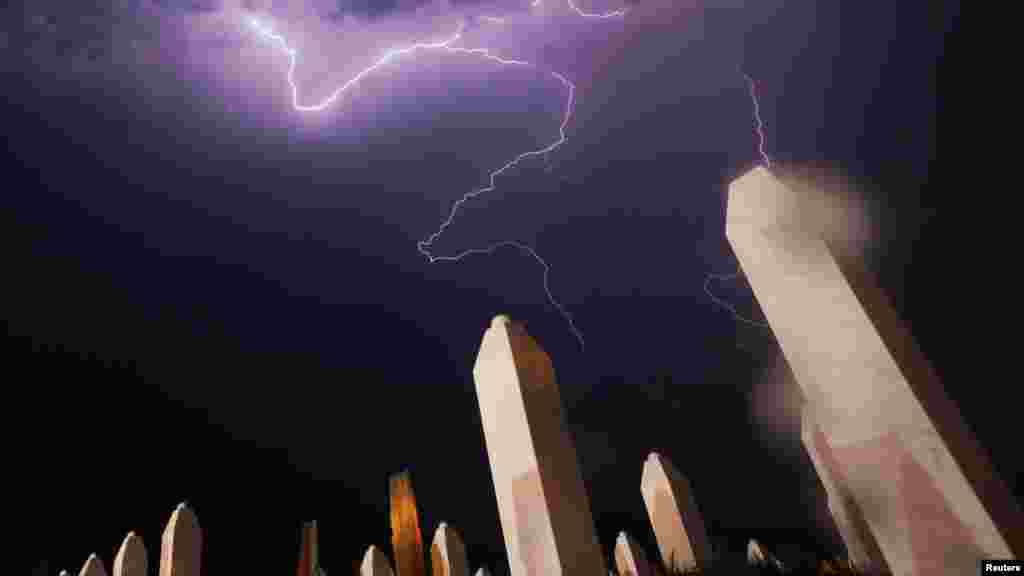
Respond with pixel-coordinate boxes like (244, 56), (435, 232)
(640, 453), (711, 572)
(726, 166), (1023, 573)
(473, 315), (606, 576)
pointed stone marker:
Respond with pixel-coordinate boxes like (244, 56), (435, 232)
(390, 471), (426, 576)
(614, 532), (651, 576)
(726, 166), (1024, 573)
(113, 532), (148, 576)
(360, 545), (395, 576)
(160, 502), (202, 576)
(747, 539), (784, 571)
(431, 523), (468, 576)
(296, 521), (320, 576)
(640, 453), (710, 572)
(79, 554), (108, 576)
(473, 569), (491, 576)
(472, 315), (607, 576)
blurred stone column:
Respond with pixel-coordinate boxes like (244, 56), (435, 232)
(614, 532), (652, 576)
(803, 407), (889, 573)
(726, 166), (1023, 573)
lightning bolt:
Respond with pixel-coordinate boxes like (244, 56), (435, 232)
(564, 0), (630, 18)
(703, 69), (773, 329)
(528, 0), (628, 18)
(247, 3), (627, 350)
(742, 69), (773, 168)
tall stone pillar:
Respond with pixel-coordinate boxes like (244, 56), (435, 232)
(472, 315), (607, 576)
(640, 453), (711, 572)
(390, 471), (427, 576)
(726, 166), (1023, 573)
(160, 503), (202, 576)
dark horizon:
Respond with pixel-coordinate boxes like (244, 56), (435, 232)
(4, 0), (1004, 574)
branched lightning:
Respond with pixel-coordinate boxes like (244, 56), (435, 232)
(703, 69), (772, 329)
(248, 2), (627, 350)
(247, 18), (535, 114)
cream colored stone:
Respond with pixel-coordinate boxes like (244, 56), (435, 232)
(614, 532), (651, 576)
(431, 523), (468, 576)
(640, 453), (710, 572)
(727, 167), (1023, 572)
(113, 532), (147, 576)
(79, 554), (108, 576)
(361, 545), (395, 576)
(159, 503), (202, 576)
(802, 407), (889, 573)
(472, 315), (606, 576)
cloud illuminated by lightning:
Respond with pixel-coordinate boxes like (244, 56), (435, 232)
(247, 3), (627, 349)
(703, 70), (773, 329)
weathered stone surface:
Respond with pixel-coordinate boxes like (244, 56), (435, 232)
(726, 166), (1024, 572)
(614, 532), (651, 576)
(79, 554), (108, 576)
(361, 546), (395, 576)
(390, 471), (426, 576)
(159, 502), (202, 576)
(431, 523), (468, 576)
(802, 407), (889, 574)
(640, 453), (710, 572)
(296, 521), (319, 576)
(113, 532), (147, 576)
(472, 315), (606, 576)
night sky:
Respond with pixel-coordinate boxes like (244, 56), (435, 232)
(5, 1), (1001, 574)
